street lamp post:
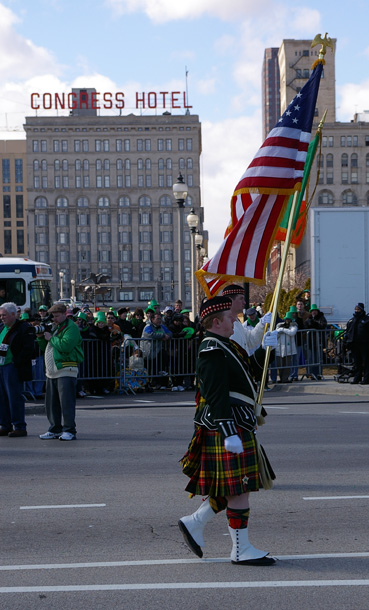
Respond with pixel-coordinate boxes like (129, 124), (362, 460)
(59, 271), (64, 300)
(186, 208), (199, 321)
(70, 278), (76, 303)
(173, 173), (188, 303)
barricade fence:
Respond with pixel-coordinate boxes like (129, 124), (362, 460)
(23, 328), (353, 397)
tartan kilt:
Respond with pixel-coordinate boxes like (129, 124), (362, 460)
(181, 425), (259, 497)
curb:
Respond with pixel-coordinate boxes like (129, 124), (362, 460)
(267, 379), (369, 397)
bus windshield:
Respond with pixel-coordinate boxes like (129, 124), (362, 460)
(29, 281), (53, 311)
(0, 279), (26, 306)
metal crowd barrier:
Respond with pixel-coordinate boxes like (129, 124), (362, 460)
(23, 327), (353, 397)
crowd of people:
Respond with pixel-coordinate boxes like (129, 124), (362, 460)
(1, 287), (367, 441)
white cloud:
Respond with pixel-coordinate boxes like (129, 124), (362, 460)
(105, 0), (271, 23)
(337, 80), (369, 121)
(0, 4), (61, 80)
(201, 113), (262, 257)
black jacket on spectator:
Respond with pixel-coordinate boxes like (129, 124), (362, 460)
(0, 320), (35, 381)
(345, 311), (369, 344)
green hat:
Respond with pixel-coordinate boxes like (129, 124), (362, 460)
(284, 312), (294, 320)
(181, 327), (195, 339)
(180, 309), (190, 314)
(149, 299), (159, 307)
(289, 305), (297, 313)
(20, 312), (29, 320)
(77, 312), (88, 322)
(39, 305), (48, 311)
(309, 304), (319, 312)
(145, 306), (156, 314)
(95, 311), (107, 324)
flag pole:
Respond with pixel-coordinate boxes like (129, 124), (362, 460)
(255, 188), (299, 421)
(255, 110), (328, 420)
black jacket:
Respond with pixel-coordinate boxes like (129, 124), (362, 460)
(0, 320), (35, 381)
(345, 311), (369, 344)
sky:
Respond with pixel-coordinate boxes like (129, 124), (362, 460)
(1, 0), (369, 257)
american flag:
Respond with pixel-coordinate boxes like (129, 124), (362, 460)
(196, 61), (323, 297)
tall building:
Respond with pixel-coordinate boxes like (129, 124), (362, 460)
(263, 38), (369, 285)
(278, 38), (336, 121)
(262, 48), (280, 140)
(24, 89), (204, 308)
(0, 140), (27, 257)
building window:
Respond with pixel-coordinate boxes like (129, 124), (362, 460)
(119, 231), (131, 244)
(118, 212), (131, 225)
(158, 139), (164, 151)
(139, 231), (152, 243)
(56, 213), (69, 226)
(138, 175), (144, 187)
(3, 195), (11, 218)
(120, 268), (132, 282)
(116, 139), (122, 152)
(98, 213), (110, 226)
(35, 214), (48, 226)
(32, 141), (39, 153)
(124, 139), (130, 152)
(328, 136), (334, 147)
(186, 139), (193, 151)
(95, 140), (102, 152)
(139, 195), (151, 207)
(341, 153), (348, 167)
(179, 158), (185, 170)
(16, 195), (23, 218)
(178, 138), (185, 151)
(98, 197), (109, 207)
(161, 249), (173, 261)
(342, 190), (357, 205)
(56, 197), (68, 207)
(35, 232), (48, 245)
(347, 136), (352, 147)
(57, 232), (69, 245)
(160, 212), (172, 225)
(82, 140), (89, 152)
(77, 213), (89, 226)
(137, 139), (143, 152)
(98, 250), (111, 262)
(119, 290), (133, 301)
(15, 159), (23, 183)
(140, 249), (152, 262)
(139, 212), (151, 225)
(78, 232), (90, 244)
(35, 196), (47, 208)
(42, 176), (48, 188)
(104, 176), (110, 188)
(160, 195), (172, 207)
(74, 140), (81, 152)
(98, 232), (111, 245)
(340, 136), (346, 147)
(118, 196), (130, 207)
(140, 267), (152, 282)
(83, 176), (90, 188)
(119, 248), (132, 262)
(117, 159), (123, 171)
(34, 160), (40, 172)
(34, 176), (40, 188)
(160, 230), (173, 243)
(165, 139), (172, 151)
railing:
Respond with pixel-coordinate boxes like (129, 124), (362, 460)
(23, 327), (353, 398)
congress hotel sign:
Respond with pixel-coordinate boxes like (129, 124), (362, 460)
(30, 91), (192, 111)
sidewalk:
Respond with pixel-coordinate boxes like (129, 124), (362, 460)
(267, 375), (369, 397)
(24, 375), (368, 417)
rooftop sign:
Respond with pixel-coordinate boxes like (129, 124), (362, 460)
(30, 91), (192, 111)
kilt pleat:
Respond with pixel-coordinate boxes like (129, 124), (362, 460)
(181, 425), (259, 497)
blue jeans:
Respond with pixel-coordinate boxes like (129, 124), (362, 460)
(24, 355), (45, 396)
(45, 376), (77, 435)
(0, 363), (26, 431)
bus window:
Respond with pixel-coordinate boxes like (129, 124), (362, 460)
(30, 281), (53, 312)
(0, 279), (26, 306)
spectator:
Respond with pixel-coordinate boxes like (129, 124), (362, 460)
(38, 303), (84, 441)
(345, 302), (369, 385)
(304, 304), (327, 380)
(296, 299), (310, 323)
(141, 312), (172, 389)
(130, 307), (145, 338)
(297, 289), (311, 311)
(86, 312), (112, 396)
(163, 305), (174, 327)
(0, 302), (35, 437)
(288, 305), (305, 381)
(0, 284), (6, 305)
(168, 313), (186, 391)
(275, 312), (298, 383)
(127, 348), (148, 391)
(116, 307), (133, 336)
(174, 299), (183, 313)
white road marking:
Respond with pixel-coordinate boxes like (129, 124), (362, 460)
(303, 496), (369, 501)
(1, 552), (368, 571)
(0, 580), (369, 593)
(340, 411), (368, 414)
(264, 406), (289, 409)
(19, 504), (106, 510)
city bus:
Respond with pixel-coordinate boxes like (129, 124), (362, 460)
(0, 258), (53, 312)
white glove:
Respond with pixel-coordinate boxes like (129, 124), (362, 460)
(260, 312), (272, 326)
(262, 330), (278, 349)
(224, 435), (244, 454)
(276, 326), (284, 333)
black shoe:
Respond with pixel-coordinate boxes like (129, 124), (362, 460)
(231, 555), (276, 566)
(8, 429), (27, 437)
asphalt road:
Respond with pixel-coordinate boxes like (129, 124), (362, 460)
(0, 390), (368, 609)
